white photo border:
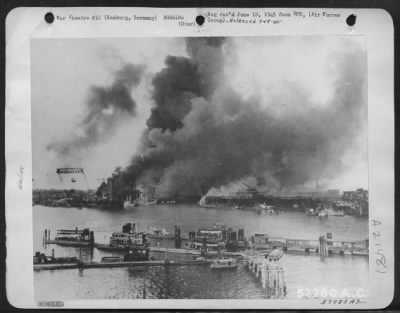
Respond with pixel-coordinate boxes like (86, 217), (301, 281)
(5, 7), (394, 309)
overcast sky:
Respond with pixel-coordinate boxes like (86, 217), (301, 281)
(31, 36), (368, 191)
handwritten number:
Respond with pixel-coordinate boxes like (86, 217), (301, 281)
(371, 219), (388, 274)
(375, 252), (387, 268)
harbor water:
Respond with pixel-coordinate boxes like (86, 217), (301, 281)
(33, 204), (369, 300)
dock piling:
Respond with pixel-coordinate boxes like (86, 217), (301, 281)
(319, 235), (328, 258)
(246, 251), (286, 298)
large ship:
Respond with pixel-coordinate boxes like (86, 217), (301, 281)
(146, 227), (175, 240)
(45, 228), (95, 247)
(186, 227), (225, 251)
(96, 222), (148, 251)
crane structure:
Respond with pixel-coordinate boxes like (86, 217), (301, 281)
(56, 167), (89, 189)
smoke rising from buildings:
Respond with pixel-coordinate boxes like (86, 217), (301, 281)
(118, 37), (366, 198)
(47, 63), (144, 162)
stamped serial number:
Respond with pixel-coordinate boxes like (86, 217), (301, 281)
(297, 288), (367, 299)
(37, 300), (64, 307)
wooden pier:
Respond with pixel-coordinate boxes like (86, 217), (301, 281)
(45, 239), (92, 247)
(245, 250), (287, 298)
(45, 237), (368, 257)
(43, 228), (368, 258)
(150, 246), (245, 258)
(34, 259), (212, 271)
(253, 234), (368, 257)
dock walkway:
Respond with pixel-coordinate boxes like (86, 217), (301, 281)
(34, 259), (212, 271)
(264, 237), (368, 256)
(44, 234), (368, 257)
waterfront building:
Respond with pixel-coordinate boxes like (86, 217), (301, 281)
(341, 188), (369, 216)
(252, 233), (270, 250)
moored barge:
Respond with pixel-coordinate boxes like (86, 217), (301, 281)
(44, 228), (95, 247)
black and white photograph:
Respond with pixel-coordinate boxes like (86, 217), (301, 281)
(5, 7), (394, 309)
(31, 34), (370, 300)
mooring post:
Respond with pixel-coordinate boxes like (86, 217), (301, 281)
(319, 235), (328, 258)
(261, 268), (266, 288)
(90, 231), (95, 247)
(264, 250), (286, 298)
(282, 270), (287, 296)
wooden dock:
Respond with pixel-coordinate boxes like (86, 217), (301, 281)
(89, 244), (246, 257)
(43, 229), (368, 258)
(34, 259), (212, 271)
(150, 246), (201, 255)
(254, 235), (368, 257)
(95, 244), (206, 255)
(150, 247), (245, 258)
(33, 263), (79, 270)
(46, 238), (368, 257)
(45, 239), (92, 247)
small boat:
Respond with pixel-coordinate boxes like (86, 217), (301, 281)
(50, 228), (94, 246)
(330, 210), (345, 217)
(147, 227), (175, 239)
(210, 257), (238, 269)
(138, 199), (157, 206)
(101, 256), (123, 263)
(317, 209), (328, 217)
(306, 208), (317, 216)
(265, 205), (279, 215)
(255, 203), (278, 215)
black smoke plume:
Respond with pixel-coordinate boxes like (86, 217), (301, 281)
(47, 63), (144, 160)
(117, 37), (366, 199)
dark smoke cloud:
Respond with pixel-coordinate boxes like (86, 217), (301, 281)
(119, 37), (366, 198)
(146, 37), (225, 131)
(47, 63), (144, 160)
